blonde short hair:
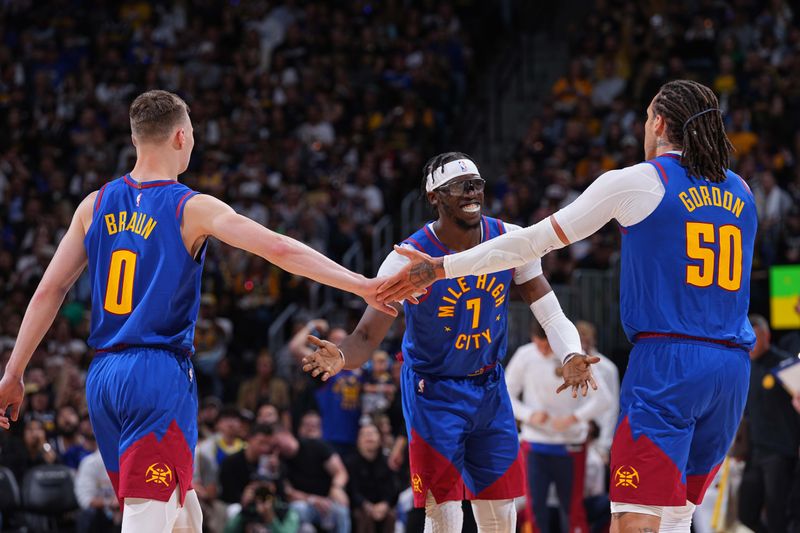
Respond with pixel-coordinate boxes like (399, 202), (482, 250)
(129, 90), (190, 142)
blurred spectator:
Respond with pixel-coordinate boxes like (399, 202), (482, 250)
(24, 382), (56, 434)
(74, 436), (120, 533)
(198, 396), (223, 440)
(51, 406), (92, 470)
(738, 315), (800, 533)
(552, 59), (593, 114)
(219, 424), (276, 505)
(237, 350), (290, 414)
(575, 320), (619, 462)
(314, 369), (364, 458)
(360, 350), (395, 419)
(505, 323), (610, 533)
(345, 423), (399, 533)
(0, 418), (58, 483)
(269, 425), (350, 533)
(196, 406), (245, 493)
(290, 322), (363, 456)
(224, 480), (300, 533)
(297, 411), (323, 440)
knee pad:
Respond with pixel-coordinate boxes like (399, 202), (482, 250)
(122, 489), (181, 533)
(659, 502), (695, 533)
(471, 499), (517, 532)
(610, 502), (664, 518)
(424, 492), (463, 533)
(173, 489), (203, 533)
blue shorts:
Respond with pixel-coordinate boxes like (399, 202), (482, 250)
(402, 363), (525, 507)
(610, 338), (749, 506)
(86, 347), (198, 505)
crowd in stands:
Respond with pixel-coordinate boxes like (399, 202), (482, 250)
(1, 0), (800, 532)
(490, 0), (800, 284)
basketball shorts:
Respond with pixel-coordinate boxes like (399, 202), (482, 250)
(86, 347), (198, 506)
(401, 363), (525, 508)
(610, 338), (749, 506)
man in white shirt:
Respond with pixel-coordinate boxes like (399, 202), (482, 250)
(507, 323), (610, 533)
(75, 448), (120, 532)
(576, 320), (620, 462)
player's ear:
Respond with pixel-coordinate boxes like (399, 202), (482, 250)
(174, 128), (185, 149)
(427, 191), (438, 208)
(654, 113), (667, 137)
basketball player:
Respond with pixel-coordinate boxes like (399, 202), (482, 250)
(379, 80), (757, 533)
(0, 90), (396, 532)
(301, 152), (587, 532)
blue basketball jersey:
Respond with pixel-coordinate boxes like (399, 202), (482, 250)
(401, 217), (515, 376)
(314, 370), (364, 445)
(84, 175), (205, 352)
(619, 154), (757, 348)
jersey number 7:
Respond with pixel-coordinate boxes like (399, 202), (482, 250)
(685, 222), (742, 291)
(104, 249), (137, 315)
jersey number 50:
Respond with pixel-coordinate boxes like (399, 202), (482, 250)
(685, 222), (742, 291)
(104, 249), (137, 315)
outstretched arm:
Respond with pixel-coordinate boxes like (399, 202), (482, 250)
(378, 164), (663, 301)
(1, 193), (94, 429)
(183, 194), (397, 315)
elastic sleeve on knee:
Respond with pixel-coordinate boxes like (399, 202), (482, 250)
(471, 499), (517, 533)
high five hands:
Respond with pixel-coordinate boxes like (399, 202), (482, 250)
(367, 246), (601, 397)
(376, 245), (444, 304)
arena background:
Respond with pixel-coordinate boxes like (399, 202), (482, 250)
(0, 0), (798, 532)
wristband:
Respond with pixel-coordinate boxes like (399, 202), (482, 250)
(337, 348), (345, 364)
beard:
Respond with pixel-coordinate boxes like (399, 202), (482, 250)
(441, 202), (481, 230)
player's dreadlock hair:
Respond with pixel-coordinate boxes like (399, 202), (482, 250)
(652, 80), (733, 183)
(420, 152), (478, 194)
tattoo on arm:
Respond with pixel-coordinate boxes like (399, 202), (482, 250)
(409, 262), (437, 286)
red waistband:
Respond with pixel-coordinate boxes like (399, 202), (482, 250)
(635, 332), (744, 349)
(467, 362), (497, 377)
(94, 343), (191, 357)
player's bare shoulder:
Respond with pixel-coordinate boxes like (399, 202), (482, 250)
(75, 190), (101, 236)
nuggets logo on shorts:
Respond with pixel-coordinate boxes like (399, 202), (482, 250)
(614, 465), (640, 488)
(145, 463), (173, 487)
(411, 473), (423, 493)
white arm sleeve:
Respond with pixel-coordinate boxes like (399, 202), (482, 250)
(377, 249), (409, 277)
(505, 222), (543, 284)
(443, 163), (664, 279)
(529, 291), (582, 363)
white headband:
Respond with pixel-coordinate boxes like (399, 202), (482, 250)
(425, 159), (481, 192)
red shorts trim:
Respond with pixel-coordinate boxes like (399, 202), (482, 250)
(408, 429), (524, 507)
(116, 420), (194, 506)
(464, 449), (525, 501)
(408, 429), (464, 507)
(610, 416), (685, 506)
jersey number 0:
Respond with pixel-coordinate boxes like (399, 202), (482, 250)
(104, 249), (137, 315)
(685, 222), (742, 291)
